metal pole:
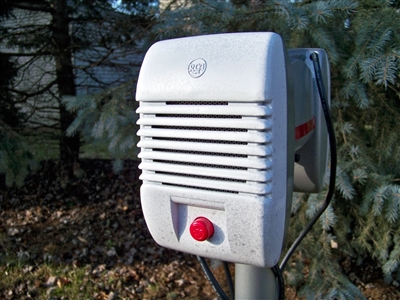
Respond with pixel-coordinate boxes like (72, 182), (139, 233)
(234, 264), (277, 300)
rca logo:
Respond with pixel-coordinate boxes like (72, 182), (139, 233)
(188, 59), (207, 78)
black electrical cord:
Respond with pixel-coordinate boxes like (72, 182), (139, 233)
(223, 261), (235, 299)
(280, 51), (337, 270)
(272, 265), (285, 300)
(197, 256), (230, 300)
(198, 259), (283, 300)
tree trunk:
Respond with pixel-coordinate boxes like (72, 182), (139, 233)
(52, 0), (80, 163)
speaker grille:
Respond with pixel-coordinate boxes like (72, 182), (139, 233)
(137, 101), (273, 195)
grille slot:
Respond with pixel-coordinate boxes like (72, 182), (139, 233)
(139, 151), (271, 168)
(153, 160), (247, 170)
(155, 171), (247, 183)
(140, 161), (269, 182)
(152, 137), (248, 145)
(166, 101), (229, 105)
(137, 101), (273, 195)
(152, 125), (247, 132)
(156, 114), (241, 119)
(152, 148), (248, 158)
(163, 183), (238, 194)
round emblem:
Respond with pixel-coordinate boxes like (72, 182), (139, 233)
(188, 59), (207, 78)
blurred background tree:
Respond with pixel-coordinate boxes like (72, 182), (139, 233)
(0, 4), (36, 186)
(0, 0), (150, 182)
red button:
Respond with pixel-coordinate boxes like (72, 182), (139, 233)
(190, 217), (214, 241)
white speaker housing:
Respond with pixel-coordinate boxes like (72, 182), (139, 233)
(136, 32), (294, 267)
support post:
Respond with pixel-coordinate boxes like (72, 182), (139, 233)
(234, 264), (277, 300)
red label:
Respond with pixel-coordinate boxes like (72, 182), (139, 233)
(295, 117), (316, 140)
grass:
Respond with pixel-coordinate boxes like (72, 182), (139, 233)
(0, 258), (101, 299)
(0, 243), (128, 300)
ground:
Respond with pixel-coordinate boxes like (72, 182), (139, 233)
(0, 159), (399, 299)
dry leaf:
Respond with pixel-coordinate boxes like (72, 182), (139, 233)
(57, 277), (71, 288)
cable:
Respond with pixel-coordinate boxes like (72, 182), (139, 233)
(272, 265), (285, 300)
(280, 51), (337, 270)
(199, 259), (282, 300)
(197, 256), (230, 300)
(223, 261), (235, 299)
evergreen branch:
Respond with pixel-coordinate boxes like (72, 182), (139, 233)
(346, 8), (399, 81)
(352, 168), (368, 185)
(335, 167), (355, 200)
(374, 54), (397, 87)
(308, 1), (334, 24)
(366, 28), (392, 54)
(344, 19), (383, 78)
(340, 80), (369, 108)
(371, 186), (387, 216)
(358, 51), (398, 87)
(320, 206), (337, 231)
(359, 54), (384, 83)
(241, 6), (276, 16)
(308, 24), (339, 64)
(291, 192), (307, 214)
(329, 0), (359, 13)
(384, 185), (400, 223)
(290, 11), (309, 31)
